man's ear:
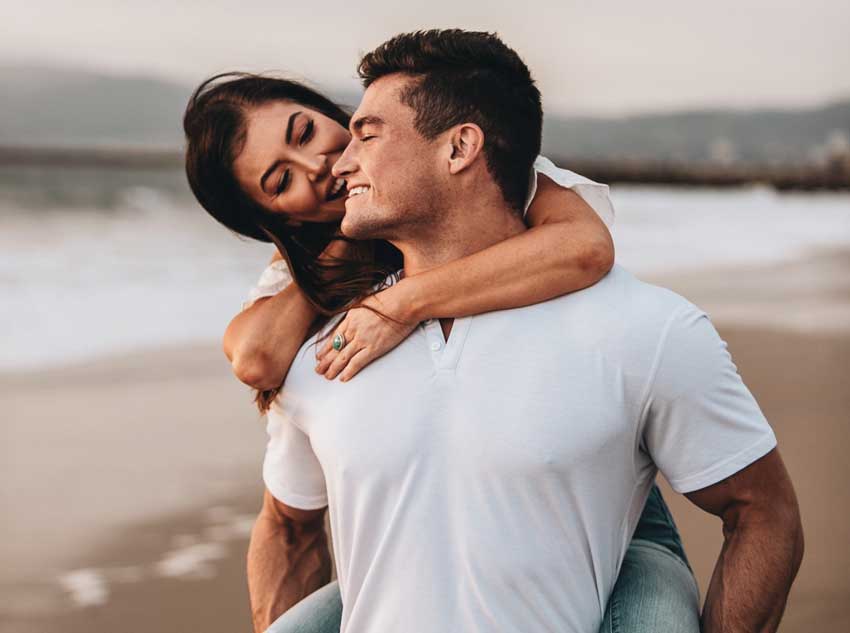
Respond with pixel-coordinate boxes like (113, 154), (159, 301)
(447, 123), (485, 175)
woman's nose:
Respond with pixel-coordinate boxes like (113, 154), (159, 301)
(292, 153), (329, 182)
(305, 154), (329, 182)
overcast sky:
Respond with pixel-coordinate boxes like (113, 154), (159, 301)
(5, 0), (849, 116)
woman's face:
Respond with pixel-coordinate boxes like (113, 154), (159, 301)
(232, 101), (351, 225)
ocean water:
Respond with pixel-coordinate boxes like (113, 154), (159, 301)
(1, 165), (848, 371)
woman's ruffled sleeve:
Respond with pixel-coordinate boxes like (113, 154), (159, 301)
(242, 259), (294, 311)
(525, 155), (616, 228)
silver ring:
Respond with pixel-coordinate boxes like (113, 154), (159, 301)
(332, 333), (346, 351)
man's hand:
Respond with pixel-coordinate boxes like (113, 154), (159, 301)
(685, 448), (804, 633)
(247, 489), (332, 633)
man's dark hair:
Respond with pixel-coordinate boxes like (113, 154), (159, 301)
(358, 29), (542, 212)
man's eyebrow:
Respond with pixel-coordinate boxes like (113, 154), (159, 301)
(351, 115), (385, 133)
(259, 110), (302, 194)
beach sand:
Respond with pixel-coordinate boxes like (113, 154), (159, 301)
(2, 252), (848, 633)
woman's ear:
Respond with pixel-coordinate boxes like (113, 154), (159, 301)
(447, 123), (485, 175)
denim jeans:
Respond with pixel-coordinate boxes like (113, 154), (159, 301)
(267, 484), (700, 633)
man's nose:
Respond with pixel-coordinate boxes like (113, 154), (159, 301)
(332, 142), (357, 179)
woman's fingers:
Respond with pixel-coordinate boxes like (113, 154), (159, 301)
(314, 304), (416, 380)
(315, 341), (342, 374)
(315, 349), (334, 374)
(316, 319), (349, 361)
(316, 335), (336, 361)
(337, 348), (372, 382)
(323, 342), (361, 380)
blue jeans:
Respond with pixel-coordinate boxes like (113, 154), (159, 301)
(267, 485), (700, 633)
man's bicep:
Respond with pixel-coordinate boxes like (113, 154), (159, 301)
(684, 448), (795, 519)
(262, 486), (327, 525)
(643, 305), (776, 493)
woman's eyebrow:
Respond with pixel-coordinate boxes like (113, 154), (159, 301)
(285, 111), (302, 144)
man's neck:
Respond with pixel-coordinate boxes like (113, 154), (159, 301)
(392, 187), (525, 343)
(394, 189), (527, 279)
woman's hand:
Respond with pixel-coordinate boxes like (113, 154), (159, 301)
(315, 281), (419, 382)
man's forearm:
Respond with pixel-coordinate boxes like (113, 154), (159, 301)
(247, 496), (332, 632)
(701, 507), (804, 632)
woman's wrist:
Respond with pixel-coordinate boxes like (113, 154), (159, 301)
(379, 277), (427, 324)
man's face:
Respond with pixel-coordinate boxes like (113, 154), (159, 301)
(332, 74), (446, 241)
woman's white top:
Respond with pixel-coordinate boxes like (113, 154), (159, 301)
(242, 156), (614, 310)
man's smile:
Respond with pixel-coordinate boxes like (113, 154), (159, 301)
(347, 185), (371, 198)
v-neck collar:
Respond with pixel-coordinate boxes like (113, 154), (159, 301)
(395, 268), (472, 371)
(422, 316), (472, 372)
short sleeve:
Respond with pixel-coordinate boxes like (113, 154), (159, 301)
(262, 400), (328, 509)
(524, 155), (616, 228)
(641, 304), (777, 493)
(242, 259), (293, 311)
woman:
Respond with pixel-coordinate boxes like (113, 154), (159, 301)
(184, 73), (700, 633)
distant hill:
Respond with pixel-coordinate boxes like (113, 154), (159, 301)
(2, 66), (848, 165)
(542, 101), (850, 165)
(0, 66), (192, 147)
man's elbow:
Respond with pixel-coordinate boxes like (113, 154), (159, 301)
(774, 478), (805, 575)
(785, 499), (805, 576)
(792, 520), (805, 576)
(232, 348), (283, 390)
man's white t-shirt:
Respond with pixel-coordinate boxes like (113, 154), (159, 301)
(263, 265), (776, 633)
(242, 156), (613, 310)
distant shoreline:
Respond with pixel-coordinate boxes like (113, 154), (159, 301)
(2, 145), (849, 190)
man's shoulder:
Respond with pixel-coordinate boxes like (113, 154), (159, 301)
(552, 265), (698, 322)
(493, 265), (705, 356)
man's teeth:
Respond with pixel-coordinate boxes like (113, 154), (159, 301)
(348, 186), (370, 198)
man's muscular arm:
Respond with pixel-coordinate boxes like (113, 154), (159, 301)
(685, 448), (804, 633)
(247, 488), (333, 633)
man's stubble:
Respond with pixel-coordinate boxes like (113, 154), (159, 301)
(340, 175), (447, 246)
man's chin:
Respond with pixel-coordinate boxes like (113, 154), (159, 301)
(340, 212), (385, 241)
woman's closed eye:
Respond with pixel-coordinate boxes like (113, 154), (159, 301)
(299, 119), (314, 145)
(275, 169), (291, 195)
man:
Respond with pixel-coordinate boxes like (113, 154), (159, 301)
(250, 30), (803, 633)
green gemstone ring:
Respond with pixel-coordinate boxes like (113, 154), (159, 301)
(332, 333), (346, 351)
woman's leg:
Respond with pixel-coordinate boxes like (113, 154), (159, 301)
(599, 485), (701, 633)
(265, 580), (342, 633)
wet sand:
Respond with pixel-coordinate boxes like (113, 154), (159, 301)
(3, 252), (848, 633)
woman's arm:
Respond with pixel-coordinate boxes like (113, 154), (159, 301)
(224, 269), (316, 390)
(400, 173), (613, 319)
(315, 174), (615, 380)
(224, 239), (351, 390)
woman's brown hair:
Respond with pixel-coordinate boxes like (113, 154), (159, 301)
(183, 73), (402, 411)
